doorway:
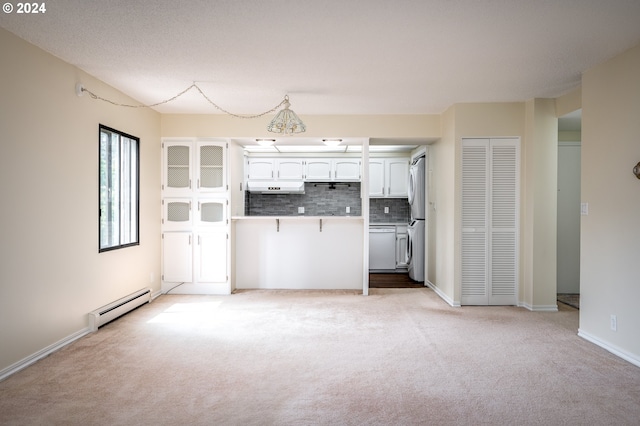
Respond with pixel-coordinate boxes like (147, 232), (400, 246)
(557, 110), (581, 308)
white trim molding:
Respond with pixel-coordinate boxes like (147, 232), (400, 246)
(519, 302), (559, 312)
(0, 328), (90, 382)
(426, 281), (461, 307)
(578, 329), (640, 368)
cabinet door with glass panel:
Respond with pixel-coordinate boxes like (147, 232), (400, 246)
(196, 141), (227, 193)
(195, 198), (227, 228)
(162, 140), (193, 196)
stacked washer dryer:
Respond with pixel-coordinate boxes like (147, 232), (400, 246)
(407, 156), (426, 282)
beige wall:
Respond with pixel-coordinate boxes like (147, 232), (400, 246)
(0, 29), (161, 374)
(428, 106), (456, 303)
(523, 98), (558, 309)
(580, 43), (640, 363)
(161, 114), (440, 139)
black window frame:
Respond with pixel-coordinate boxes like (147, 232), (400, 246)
(98, 124), (140, 252)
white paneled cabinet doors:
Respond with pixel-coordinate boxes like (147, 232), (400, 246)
(461, 138), (520, 305)
(161, 139), (230, 295)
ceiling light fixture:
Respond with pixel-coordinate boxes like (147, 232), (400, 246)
(322, 139), (342, 146)
(267, 95), (306, 135)
(256, 139), (276, 146)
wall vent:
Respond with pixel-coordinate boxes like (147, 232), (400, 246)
(88, 288), (151, 331)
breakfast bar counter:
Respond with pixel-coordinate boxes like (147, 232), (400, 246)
(232, 216), (365, 291)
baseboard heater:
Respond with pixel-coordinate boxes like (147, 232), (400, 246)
(89, 288), (151, 331)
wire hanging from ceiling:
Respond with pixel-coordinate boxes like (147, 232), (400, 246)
(78, 82), (290, 119)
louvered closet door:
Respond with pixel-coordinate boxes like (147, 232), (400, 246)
(462, 140), (489, 305)
(461, 138), (519, 305)
(489, 139), (519, 305)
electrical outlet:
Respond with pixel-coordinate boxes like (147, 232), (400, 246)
(346, 206), (350, 214)
(384, 206), (389, 214)
(610, 314), (617, 331)
(298, 206), (304, 214)
(581, 202), (589, 216)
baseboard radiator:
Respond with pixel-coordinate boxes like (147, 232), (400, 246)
(89, 288), (151, 331)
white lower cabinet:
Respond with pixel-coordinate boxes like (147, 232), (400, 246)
(162, 232), (193, 283)
(195, 230), (228, 283)
(396, 225), (408, 268)
(162, 229), (229, 293)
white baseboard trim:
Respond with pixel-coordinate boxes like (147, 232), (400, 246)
(578, 329), (640, 368)
(0, 327), (90, 382)
(519, 302), (558, 312)
(425, 281), (461, 307)
(150, 289), (163, 301)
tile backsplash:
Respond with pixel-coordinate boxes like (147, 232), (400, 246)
(246, 182), (362, 216)
(246, 182), (409, 223)
(369, 198), (410, 223)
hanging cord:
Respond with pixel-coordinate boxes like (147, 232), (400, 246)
(80, 83), (289, 118)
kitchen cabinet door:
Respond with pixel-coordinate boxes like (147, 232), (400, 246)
(162, 198), (192, 230)
(196, 141), (226, 193)
(162, 141), (192, 196)
(195, 230), (227, 283)
(247, 158), (275, 180)
(387, 159), (409, 197)
(369, 160), (385, 196)
(334, 159), (361, 181)
(277, 159), (304, 180)
(305, 159), (332, 181)
(195, 198), (227, 227)
(396, 227), (408, 268)
(162, 232), (193, 283)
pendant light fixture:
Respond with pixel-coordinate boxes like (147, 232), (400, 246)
(267, 95), (306, 135)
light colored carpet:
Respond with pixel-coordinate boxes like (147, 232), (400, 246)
(1, 288), (639, 425)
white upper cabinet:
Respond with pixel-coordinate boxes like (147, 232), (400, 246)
(196, 141), (227, 193)
(369, 157), (409, 197)
(163, 141), (192, 196)
(387, 158), (409, 197)
(333, 159), (361, 181)
(369, 160), (385, 196)
(304, 158), (360, 181)
(304, 159), (333, 181)
(247, 158), (275, 180)
(163, 139), (227, 195)
(246, 156), (361, 182)
(276, 159), (304, 180)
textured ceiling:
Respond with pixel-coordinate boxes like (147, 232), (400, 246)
(2, 0), (640, 115)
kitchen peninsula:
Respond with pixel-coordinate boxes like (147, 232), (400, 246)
(232, 215), (365, 290)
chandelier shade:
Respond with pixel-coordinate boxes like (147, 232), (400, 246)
(267, 95), (306, 135)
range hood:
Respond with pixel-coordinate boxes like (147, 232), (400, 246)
(246, 181), (305, 194)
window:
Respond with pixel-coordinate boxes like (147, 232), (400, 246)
(99, 125), (139, 252)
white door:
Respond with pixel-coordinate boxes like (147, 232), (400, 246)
(461, 138), (519, 305)
(162, 232), (193, 282)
